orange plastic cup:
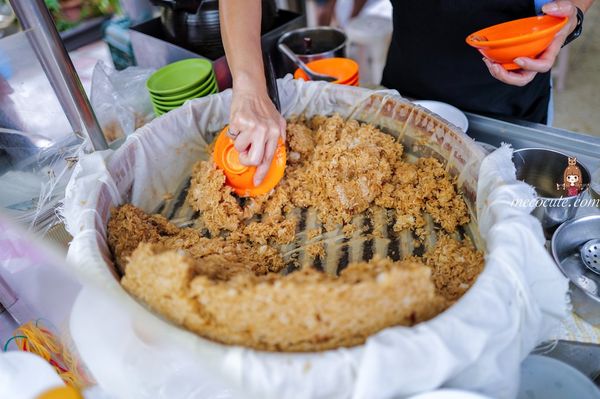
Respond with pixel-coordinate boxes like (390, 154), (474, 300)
(466, 15), (568, 70)
(338, 72), (359, 85)
(213, 127), (286, 197)
(294, 57), (359, 85)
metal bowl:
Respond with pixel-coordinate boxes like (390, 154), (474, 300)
(551, 215), (600, 325)
(513, 148), (591, 239)
(277, 27), (347, 75)
(592, 186), (600, 201)
(589, 169), (600, 208)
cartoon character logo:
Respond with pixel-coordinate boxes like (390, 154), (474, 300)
(556, 157), (583, 196)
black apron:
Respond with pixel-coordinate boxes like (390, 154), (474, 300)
(381, 0), (551, 124)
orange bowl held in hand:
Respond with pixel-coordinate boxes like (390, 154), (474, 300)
(466, 15), (568, 70)
(213, 127), (286, 197)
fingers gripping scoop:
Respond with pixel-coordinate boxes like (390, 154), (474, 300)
(213, 127), (286, 197)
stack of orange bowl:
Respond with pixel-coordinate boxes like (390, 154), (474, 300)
(294, 58), (359, 86)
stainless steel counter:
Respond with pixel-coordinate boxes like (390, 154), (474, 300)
(467, 112), (600, 386)
(466, 112), (600, 173)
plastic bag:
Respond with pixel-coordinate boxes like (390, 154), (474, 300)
(62, 77), (568, 399)
(0, 134), (84, 234)
(90, 62), (154, 143)
(0, 212), (87, 397)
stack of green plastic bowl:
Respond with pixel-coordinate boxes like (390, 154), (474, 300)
(146, 58), (218, 116)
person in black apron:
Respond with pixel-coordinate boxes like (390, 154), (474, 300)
(219, 0), (592, 181)
(382, 0), (591, 124)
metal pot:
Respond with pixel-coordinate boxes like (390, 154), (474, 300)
(552, 215), (600, 326)
(513, 148), (591, 239)
(277, 27), (346, 75)
(151, 0), (278, 60)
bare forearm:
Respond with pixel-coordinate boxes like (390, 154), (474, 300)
(220, 0), (267, 94)
(219, 0), (286, 183)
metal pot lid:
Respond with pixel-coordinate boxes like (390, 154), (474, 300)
(552, 215), (600, 301)
(581, 239), (600, 274)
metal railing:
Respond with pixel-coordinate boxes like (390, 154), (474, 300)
(8, 0), (108, 151)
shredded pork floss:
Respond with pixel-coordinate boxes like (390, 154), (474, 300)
(107, 115), (484, 352)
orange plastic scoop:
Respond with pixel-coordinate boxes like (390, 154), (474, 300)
(213, 127), (286, 197)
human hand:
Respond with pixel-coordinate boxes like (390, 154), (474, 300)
(228, 88), (286, 186)
(482, 0), (578, 86)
